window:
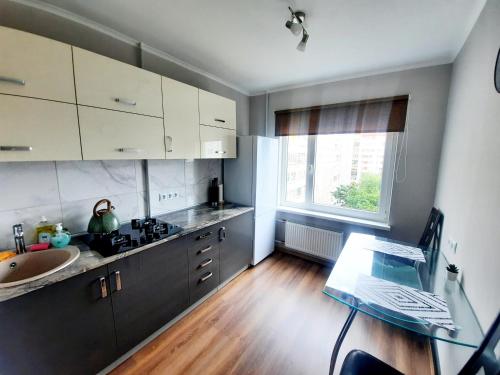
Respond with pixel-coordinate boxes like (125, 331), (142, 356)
(279, 133), (398, 223)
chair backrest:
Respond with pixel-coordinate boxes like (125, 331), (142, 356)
(459, 313), (500, 375)
(418, 207), (444, 250)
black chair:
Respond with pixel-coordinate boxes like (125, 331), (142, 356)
(418, 207), (444, 251)
(338, 313), (500, 375)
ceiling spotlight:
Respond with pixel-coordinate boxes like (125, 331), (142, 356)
(285, 6), (304, 36)
(285, 6), (309, 52)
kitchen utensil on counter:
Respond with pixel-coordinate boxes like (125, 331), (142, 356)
(87, 199), (120, 234)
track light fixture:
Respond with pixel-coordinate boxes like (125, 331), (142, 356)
(285, 6), (309, 52)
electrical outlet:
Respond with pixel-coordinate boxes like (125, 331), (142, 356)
(447, 238), (458, 253)
(159, 192), (179, 201)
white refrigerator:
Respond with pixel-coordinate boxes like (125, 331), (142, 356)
(224, 136), (279, 265)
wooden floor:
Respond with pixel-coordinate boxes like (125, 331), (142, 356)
(111, 252), (434, 375)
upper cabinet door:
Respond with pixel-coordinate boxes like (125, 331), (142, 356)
(0, 26), (75, 103)
(198, 89), (236, 130)
(0, 95), (81, 161)
(73, 47), (163, 117)
(162, 77), (200, 159)
(78, 106), (165, 160)
(200, 125), (236, 159)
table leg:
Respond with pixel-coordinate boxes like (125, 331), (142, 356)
(329, 306), (358, 375)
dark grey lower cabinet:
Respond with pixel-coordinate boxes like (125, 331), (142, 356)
(0, 266), (117, 375)
(220, 212), (254, 283)
(0, 212), (252, 374)
(109, 238), (189, 355)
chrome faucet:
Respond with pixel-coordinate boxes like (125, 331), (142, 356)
(13, 224), (26, 254)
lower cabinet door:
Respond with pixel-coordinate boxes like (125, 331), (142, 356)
(78, 105), (166, 160)
(200, 125), (236, 158)
(109, 239), (189, 355)
(220, 212), (254, 283)
(0, 266), (117, 375)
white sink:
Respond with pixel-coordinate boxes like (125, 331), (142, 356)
(0, 246), (80, 288)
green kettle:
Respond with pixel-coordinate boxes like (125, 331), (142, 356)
(87, 199), (121, 234)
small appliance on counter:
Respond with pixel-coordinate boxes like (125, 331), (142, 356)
(86, 217), (183, 257)
(208, 178), (224, 207)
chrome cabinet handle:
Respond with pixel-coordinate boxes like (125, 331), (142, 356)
(0, 146), (32, 152)
(219, 227), (226, 241)
(214, 150), (227, 155)
(114, 97), (136, 106)
(197, 231), (212, 240)
(198, 258), (213, 269)
(197, 245), (212, 255)
(114, 271), (122, 291)
(214, 118), (226, 123)
(0, 76), (25, 86)
(116, 147), (143, 153)
(200, 272), (213, 283)
(99, 277), (108, 299)
(166, 136), (173, 153)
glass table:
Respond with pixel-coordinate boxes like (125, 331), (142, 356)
(323, 233), (483, 373)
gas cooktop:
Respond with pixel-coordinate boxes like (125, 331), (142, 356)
(86, 218), (183, 257)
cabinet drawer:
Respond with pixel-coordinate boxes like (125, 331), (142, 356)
(0, 26), (75, 103)
(73, 47), (162, 117)
(200, 125), (236, 159)
(187, 225), (220, 244)
(189, 252), (219, 280)
(199, 89), (236, 130)
(189, 262), (220, 304)
(78, 106), (165, 160)
(188, 241), (219, 264)
(163, 77), (200, 159)
(0, 95), (81, 161)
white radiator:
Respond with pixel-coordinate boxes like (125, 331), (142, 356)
(284, 222), (343, 261)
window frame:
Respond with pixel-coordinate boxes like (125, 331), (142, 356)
(278, 133), (398, 224)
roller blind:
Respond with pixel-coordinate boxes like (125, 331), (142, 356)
(275, 95), (409, 136)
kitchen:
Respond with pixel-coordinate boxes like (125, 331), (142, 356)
(0, 1), (499, 374)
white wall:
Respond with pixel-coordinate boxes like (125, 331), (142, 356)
(435, 0), (500, 332)
(264, 65), (452, 242)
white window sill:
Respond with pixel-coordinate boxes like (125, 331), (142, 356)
(277, 206), (391, 231)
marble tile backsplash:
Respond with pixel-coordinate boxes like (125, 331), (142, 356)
(148, 159), (221, 216)
(0, 159), (220, 250)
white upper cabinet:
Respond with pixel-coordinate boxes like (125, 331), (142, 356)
(73, 47), (163, 117)
(162, 77), (200, 159)
(0, 26), (75, 103)
(198, 89), (236, 130)
(0, 95), (81, 161)
(78, 106), (166, 160)
(200, 125), (236, 159)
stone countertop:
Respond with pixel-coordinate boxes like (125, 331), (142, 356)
(0, 204), (254, 303)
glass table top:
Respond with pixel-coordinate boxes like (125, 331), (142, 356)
(323, 233), (483, 348)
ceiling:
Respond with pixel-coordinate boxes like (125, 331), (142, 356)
(35, 0), (486, 95)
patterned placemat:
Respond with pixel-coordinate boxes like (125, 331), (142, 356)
(360, 238), (426, 262)
(354, 274), (455, 331)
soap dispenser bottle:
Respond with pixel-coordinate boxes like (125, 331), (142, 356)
(50, 223), (71, 248)
(36, 216), (53, 244)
